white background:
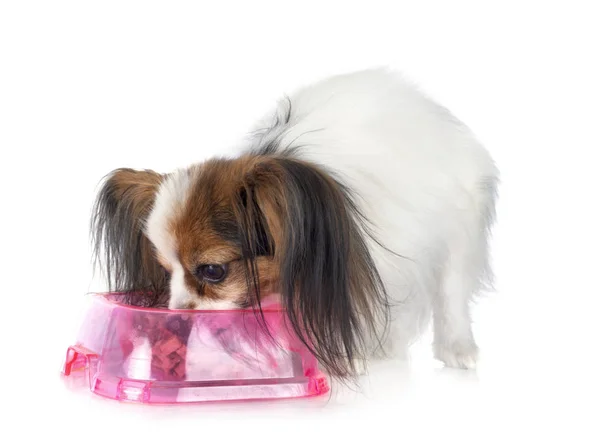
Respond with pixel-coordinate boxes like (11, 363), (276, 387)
(1, 1), (599, 441)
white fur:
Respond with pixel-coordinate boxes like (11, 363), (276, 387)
(168, 262), (191, 309)
(247, 68), (499, 368)
(147, 68), (499, 367)
(145, 168), (198, 308)
(145, 167), (194, 264)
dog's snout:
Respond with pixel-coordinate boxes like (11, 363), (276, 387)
(169, 300), (195, 310)
(167, 291), (196, 310)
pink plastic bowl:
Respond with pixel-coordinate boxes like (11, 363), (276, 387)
(62, 293), (329, 404)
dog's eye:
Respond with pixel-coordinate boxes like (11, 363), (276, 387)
(196, 264), (228, 283)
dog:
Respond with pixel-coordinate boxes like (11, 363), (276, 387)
(91, 68), (499, 379)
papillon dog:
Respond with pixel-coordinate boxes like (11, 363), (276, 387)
(91, 68), (499, 378)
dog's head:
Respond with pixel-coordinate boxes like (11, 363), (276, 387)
(91, 152), (389, 377)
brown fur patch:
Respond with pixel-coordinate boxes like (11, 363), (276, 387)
(167, 157), (280, 305)
(108, 168), (163, 202)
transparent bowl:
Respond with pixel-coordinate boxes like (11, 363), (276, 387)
(62, 293), (329, 404)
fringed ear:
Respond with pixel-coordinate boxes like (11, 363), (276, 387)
(91, 168), (168, 306)
(233, 157), (391, 379)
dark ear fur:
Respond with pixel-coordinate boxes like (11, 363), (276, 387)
(234, 157), (391, 379)
(91, 168), (168, 306)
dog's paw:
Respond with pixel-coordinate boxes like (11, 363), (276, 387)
(434, 340), (479, 369)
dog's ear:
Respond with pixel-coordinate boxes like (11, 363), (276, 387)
(233, 157), (390, 379)
(91, 168), (168, 303)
